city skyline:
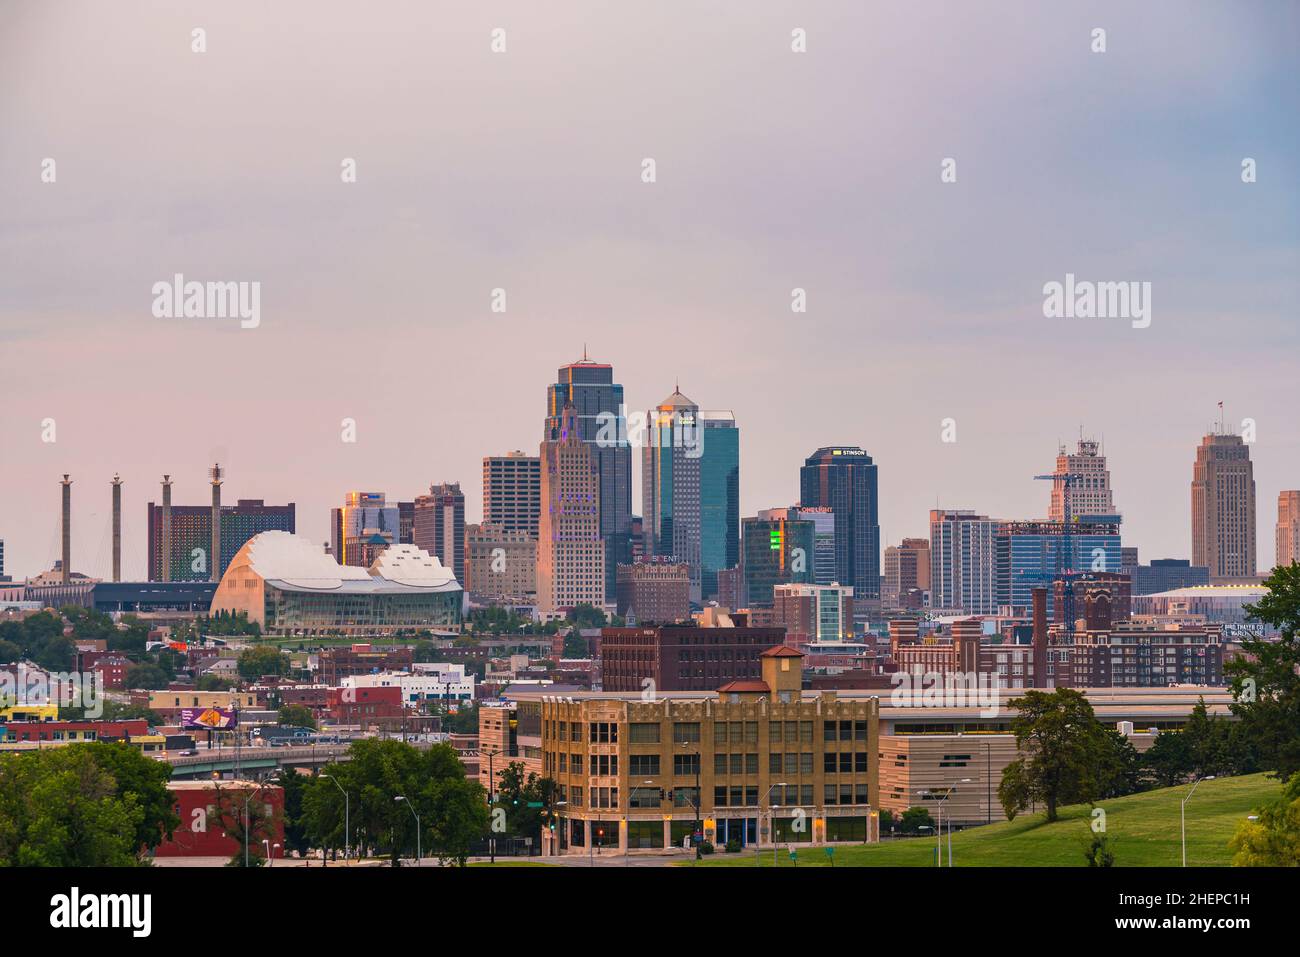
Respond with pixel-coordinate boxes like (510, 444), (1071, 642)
(2, 2), (1297, 580)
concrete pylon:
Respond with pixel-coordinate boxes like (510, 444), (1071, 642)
(209, 463), (223, 582)
(60, 474), (72, 584)
(111, 474), (123, 582)
(161, 475), (173, 582)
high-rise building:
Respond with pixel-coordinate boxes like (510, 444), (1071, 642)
(928, 510), (999, 614)
(544, 353), (632, 600)
(537, 402), (605, 614)
(760, 506), (836, 585)
(483, 452), (542, 535)
(148, 497), (296, 581)
(464, 523), (536, 603)
(330, 492), (400, 568)
(0, 537), (6, 582)
(642, 387), (703, 603)
(799, 447), (880, 606)
(699, 412), (739, 602)
(1191, 433), (1257, 580)
(882, 538), (930, 608)
(1048, 438), (1118, 520)
(398, 501), (415, 545)
(1276, 491), (1300, 570)
(996, 519), (1122, 618)
(413, 483), (465, 585)
(741, 513), (815, 606)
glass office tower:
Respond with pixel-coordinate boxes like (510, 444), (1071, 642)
(699, 413), (739, 601)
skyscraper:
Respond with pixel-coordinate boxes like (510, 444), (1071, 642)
(996, 519), (1122, 618)
(699, 412), (740, 602)
(757, 506), (835, 584)
(1048, 437), (1118, 520)
(1191, 432), (1257, 580)
(799, 447), (880, 606)
(1276, 491), (1300, 570)
(544, 353), (632, 600)
(929, 510), (999, 615)
(330, 492), (400, 568)
(642, 387), (702, 602)
(537, 402), (605, 614)
(483, 451), (542, 535)
(414, 483), (466, 586)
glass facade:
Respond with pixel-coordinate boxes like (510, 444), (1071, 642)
(741, 517), (815, 605)
(995, 521), (1122, 618)
(263, 584), (461, 636)
(799, 448), (880, 601)
(699, 415), (739, 601)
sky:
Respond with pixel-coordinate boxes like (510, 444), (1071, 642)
(0, 0), (1297, 581)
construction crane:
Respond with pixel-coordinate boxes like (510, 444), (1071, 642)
(1033, 469), (1084, 638)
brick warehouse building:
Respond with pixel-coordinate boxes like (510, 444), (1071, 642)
(600, 619), (785, 692)
(526, 646), (880, 854)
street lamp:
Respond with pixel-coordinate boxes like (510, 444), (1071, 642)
(1181, 776), (1214, 867)
(395, 795), (421, 866)
(930, 779), (972, 867)
(762, 782), (788, 866)
(321, 773), (350, 862)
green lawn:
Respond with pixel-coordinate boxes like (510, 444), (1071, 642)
(698, 773), (1281, 867)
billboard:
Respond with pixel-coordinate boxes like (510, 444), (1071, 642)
(181, 707), (237, 730)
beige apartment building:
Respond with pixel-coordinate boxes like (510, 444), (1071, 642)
(1277, 490), (1300, 570)
(464, 523), (537, 603)
(524, 647), (881, 855)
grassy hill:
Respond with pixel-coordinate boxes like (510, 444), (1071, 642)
(699, 773), (1281, 867)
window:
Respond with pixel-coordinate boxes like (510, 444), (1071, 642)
(629, 723), (660, 744)
(770, 721), (783, 743)
(839, 753), (852, 773)
(855, 752), (868, 773)
(800, 752), (813, 775)
(629, 754), (659, 776)
(823, 721), (837, 742)
(800, 721), (813, 744)
(769, 753), (782, 774)
(673, 753), (700, 776)
(714, 786), (728, 807)
(745, 753), (759, 775)
(715, 753), (728, 775)
(730, 753), (743, 775)
(824, 752), (837, 774)
(673, 722), (701, 744)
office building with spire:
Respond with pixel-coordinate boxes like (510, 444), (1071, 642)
(537, 402), (605, 615)
(1048, 437), (1118, 521)
(641, 385), (703, 603)
(544, 352), (632, 601)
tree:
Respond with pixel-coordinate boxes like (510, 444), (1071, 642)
(568, 604), (606, 629)
(210, 781), (280, 867)
(1144, 729), (1194, 788)
(301, 739), (487, 866)
(493, 762), (556, 839)
(998, 688), (1117, 822)
(1228, 563), (1300, 779)
(238, 645), (289, 681)
(277, 768), (311, 857)
(1228, 771), (1300, 866)
(89, 742), (179, 855)
(278, 704), (317, 730)
(1083, 832), (1115, 867)
(197, 673), (234, 691)
(126, 662), (170, 690)
(897, 806), (935, 835)
(0, 746), (148, 866)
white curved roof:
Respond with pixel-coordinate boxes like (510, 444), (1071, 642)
(226, 531), (461, 593)
(369, 544), (457, 588)
(236, 531), (370, 590)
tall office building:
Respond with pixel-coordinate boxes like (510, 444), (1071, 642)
(148, 497), (296, 581)
(929, 510), (999, 615)
(483, 452), (542, 535)
(0, 537), (6, 581)
(1048, 438), (1118, 520)
(642, 387), (702, 603)
(758, 506), (835, 584)
(1191, 432), (1257, 580)
(699, 412), (739, 602)
(397, 501), (415, 546)
(413, 483), (466, 586)
(1277, 491), (1300, 570)
(544, 353), (632, 600)
(537, 402), (605, 614)
(996, 519), (1122, 618)
(330, 492), (400, 568)
(883, 538), (931, 607)
(741, 512), (815, 606)
(799, 447), (880, 605)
